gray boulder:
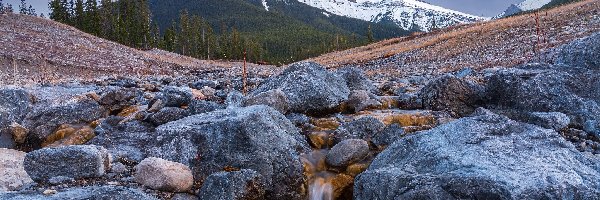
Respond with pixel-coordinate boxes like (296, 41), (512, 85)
(22, 97), (106, 148)
(333, 117), (385, 144)
(344, 90), (381, 113)
(89, 118), (154, 163)
(226, 90), (245, 108)
(554, 32), (599, 69)
(372, 124), (406, 148)
(153, 86), (192, 107)
(187, 100), (224, 115)
(419, 74), (484, 117)
(198, 169), (265, 200)
(492, 109), (570, 131)
(24, 145), (110, 183)
(0, 88), (33, 148)
(251, 62), (350, 115)
(0, 186), (157, 200)
(326, 139), (370, 167)
(0, 148), (33, 191)
(149, 105), (309, 200)
(354, 108), (600, 199)
(147, 107), (188, 126)
(335, 67), (377, 93)
(244, 89), (289, 114)
(98, 87), (141, 112)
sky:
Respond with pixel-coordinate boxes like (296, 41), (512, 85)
(4, 0), (524, 17)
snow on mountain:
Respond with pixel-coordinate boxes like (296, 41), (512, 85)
(496, 0), (552, 18)
(296, 0), (487, 31)
(262, 0), (270, 11)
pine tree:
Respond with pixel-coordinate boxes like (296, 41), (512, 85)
(27, 5), (35, 15)
(83, 0), (100, 35)
(367, 24), (374, 43)
(19, 0), (27, 14)
(74, 0), (84, 28)
(0, 0), (5, 14)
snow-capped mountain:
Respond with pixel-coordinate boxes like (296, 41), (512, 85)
(496, 0), (552, 18)
(295, 0), (488, 31)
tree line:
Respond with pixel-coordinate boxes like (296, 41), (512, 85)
(0, 0), (37, 15)
(43, 0), (372, 65)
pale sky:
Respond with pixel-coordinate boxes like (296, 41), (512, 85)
(4, 0), (523, 17)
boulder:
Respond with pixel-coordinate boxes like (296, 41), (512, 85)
(485, 65), (600, 134)
(98, 87), (141, 112)
(0, 88), (34, 148)
(326, 139), (370, 167)
(149, 105), (309, 200)
(335, 67), (377, 93)
(198, 169), (265, 200)
(134, 157), (193, 192)
(333, 117), (386, 144)
(89, 118), (154, 163)
(153, 86), (192, 107)
(226, 90), (245, 108)
(251, 62), (350, 115)
(22, 96), (106, 149)
(343, 90), (381, 113)
(372, 124), (406, 148)
(354, 108), (600, 199)
(190, 80), (217, 90)
(419, 74), (484, 117)
(0, 186), (157, 200)
(244, 89), (289, 114)
(24, 145), (110, 183)
(554, 32), (599, 69)
(0, 148), (33, 191)
(492, 109), (570, 131)
(187, 100), (224, 115)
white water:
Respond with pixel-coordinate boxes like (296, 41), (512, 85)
(303, 150), (336, 200)
(309, 177), (333, 200)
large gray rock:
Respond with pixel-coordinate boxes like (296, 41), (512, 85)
(147, 107), (188, 126)
(0, 186), (157, 200)
(187, 100), (224, 115)
(419, 74), (484, 117)
(89, 118), (154, 163)
(98, 87), (141, 112)
(554, 32), (600, 69)
(326, 139), (370, 167)
(149, 105), (309, 200)
(134, 157), (193, 192)
(344, 90), (382, 113)
(335, 67), (377, 93)
(355, 108), (600, 199)
(486, 64), (600, 134)
(0, 148), (33, 191)
(153, 86), (192, 107)
(244, 89), (289, 114)
(0, 88), (33, 148)
(333, 117), (386, 144)
(198, 169), (265, 200)
(24, 145), (110, 183)
(22, 96), (106, 148)
(251, 62), (350, 115)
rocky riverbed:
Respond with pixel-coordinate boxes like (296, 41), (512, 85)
(0, 32), (599, 200)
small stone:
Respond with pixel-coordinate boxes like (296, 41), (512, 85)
(8, 122), (28, 144)
(326, 139), (370, 167)
(134, 157), (193, 192)
(43, 189), (57, 195)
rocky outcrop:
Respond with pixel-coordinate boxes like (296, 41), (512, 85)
(198, 169), (265, 200)
(355, 108), (600, 199)
(251, 62), (350, 115)
(0, 186), (157, 200)
(24, 145), (111, 183)
(419, 74), (484, 117)
(0, 148), (33, 191)
(134, 157), (193, 192)
(149, 105), (309, 200)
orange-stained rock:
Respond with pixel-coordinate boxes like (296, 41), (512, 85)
(42, 125), (76, 147)
(346, 163), (369, 177)
(311, 117), (340, 131)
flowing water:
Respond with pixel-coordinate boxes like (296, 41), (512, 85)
(302, 149), (336, 200)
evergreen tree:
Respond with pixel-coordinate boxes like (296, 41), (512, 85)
(49, 0), (68, 23)
(19, 0), (27, 14)
(74, 0), (84, 28)
(0, 0), (5, 14)
(367, 24), (374, 43)
(83, 0), (100, 35)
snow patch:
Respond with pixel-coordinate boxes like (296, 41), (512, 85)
(262, 0), (269, 11)
(322, 12), (330, 17)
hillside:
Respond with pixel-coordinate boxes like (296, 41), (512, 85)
(0, 13), (279, 86)
(309, 0), (599, 81)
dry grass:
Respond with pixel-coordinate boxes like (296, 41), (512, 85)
(310, 0), (600, 79)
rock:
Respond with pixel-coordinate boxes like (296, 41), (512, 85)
(48, 176), (75, 185)
(419, 74), (484, 117)
(24, 145), (110, 183)
(454, 67), (474, 78)
(153, 86), (192, 107)
(198, 169), (265, 200)
(8, 123), (28, 144)
(111, 162), (128, 174)
(190, 80), (217, 90)
(0, 148), (33, 191)
(333, 117), (385, 144)
(44, 126), (96, 148)
(286, 113), (311, 127)
(98, 87), (141, 112)
(335, 67), (377, 93)
(148, 98), (165, 113)
(149, 105), (309, 199)
(397, 94), (423, 110)
(187, 100), (224, 115)
(485, 65), (600, 134)
(22, 96), (106, 149)
(0, 186), (157, 200)
(326, 139), (369, 167)
(226, 90), (245, 108)
(343, 90), (382, 113)
(172, 193), (199, 200)
(251, 62), (350, 115)
(372, 124), (405, 148)
(89, 119), (154, 163)
(0, 88), (34, 149)
(554, 32), (599, 69)
(492, 110), (570, 131)
(244, 89), (289, 114)
(354, 108), (600, 199)
(147, 107), (188, 126)
(134, 157), (193, 192)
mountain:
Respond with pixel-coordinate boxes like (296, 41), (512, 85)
(148, 0), (410, 64)
(296, 0), (487, 31)
(496, 0), (552, 18)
